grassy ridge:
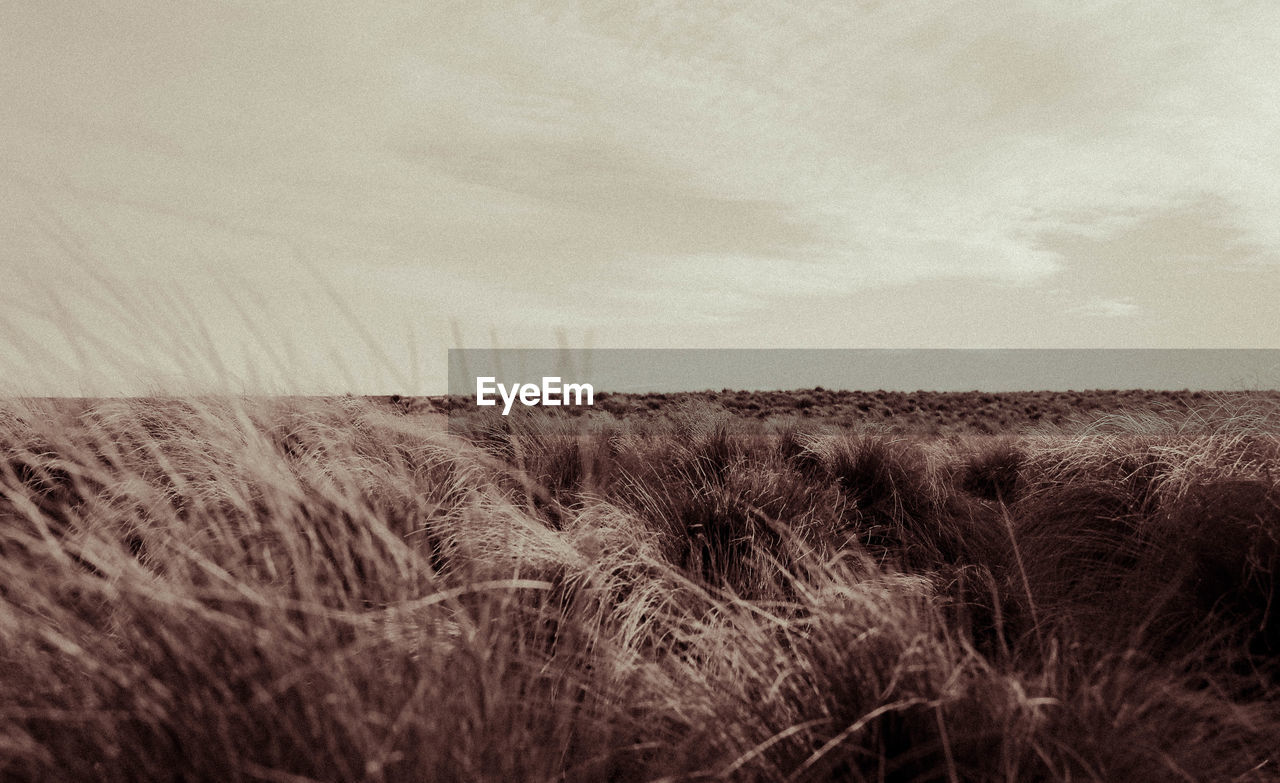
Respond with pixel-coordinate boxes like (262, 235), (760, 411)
(424, 388), (1280, 434)
(1, 395), (1278, 781)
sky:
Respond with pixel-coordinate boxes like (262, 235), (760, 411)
(3, 1), (1279, 394)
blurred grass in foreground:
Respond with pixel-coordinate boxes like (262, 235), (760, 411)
(1, 394), (1278, 781)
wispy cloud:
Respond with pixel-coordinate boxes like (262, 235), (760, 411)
(3, 1), (1279, 391)
(1070, 297), (1139, 319)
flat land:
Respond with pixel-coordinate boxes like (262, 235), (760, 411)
(423, 388), (1280, 433)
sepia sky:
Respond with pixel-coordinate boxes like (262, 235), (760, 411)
(3, 2), (1280, 394)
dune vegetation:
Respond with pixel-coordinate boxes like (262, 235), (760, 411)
(1, 394), (1278, 781)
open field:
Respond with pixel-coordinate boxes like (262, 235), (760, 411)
(2, 393), (1279, 781)
(427, 388), (1280, 434)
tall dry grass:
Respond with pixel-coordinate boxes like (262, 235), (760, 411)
(1, 396), (1278, 781)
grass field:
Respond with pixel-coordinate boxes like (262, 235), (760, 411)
(2, 392), (1278, 781)
(428, 388), (1280, 434)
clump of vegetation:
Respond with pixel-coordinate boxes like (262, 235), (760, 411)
(2, 395), (1279, 781)
(442, 388), (1280, 436)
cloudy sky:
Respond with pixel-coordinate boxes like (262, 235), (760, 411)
(3, 1), (1279, 394)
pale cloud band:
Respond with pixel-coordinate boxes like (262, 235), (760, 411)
(2, 2), (1278, 393)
